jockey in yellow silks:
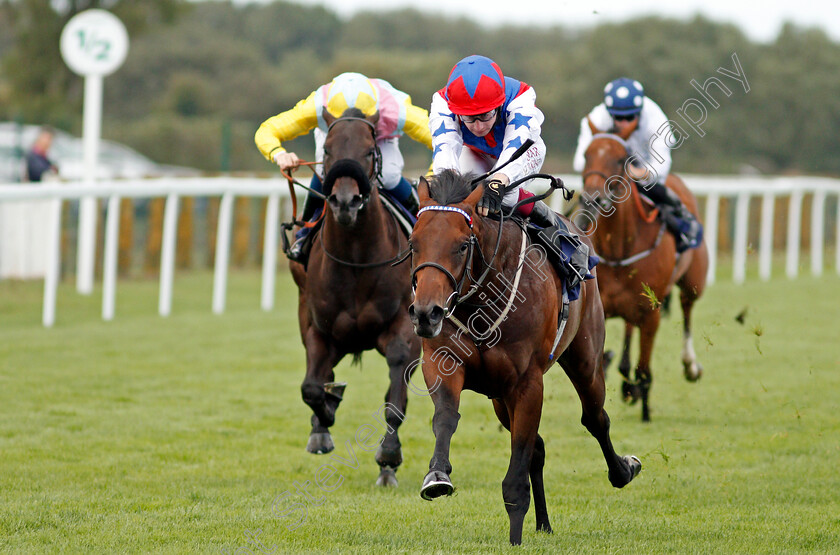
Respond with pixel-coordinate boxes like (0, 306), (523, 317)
(255, 72), (432, 261)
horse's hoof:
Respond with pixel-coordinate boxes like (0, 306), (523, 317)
(376, 466), (398, 487)
(683, 361), (703, 382)
(621, 381), (640, 404)
(375, 443), (403, 468)
(306, 432), (334, 454)
(625, 455), (642, 480)
(420, 470), (454, 500)
(609, 455), (642, 488)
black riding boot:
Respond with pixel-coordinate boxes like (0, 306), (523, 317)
(405, 187), (420, 216)
(288, 191), (323, 263)
(641, 183), (702, 253)
(528, 200), (564, 229)
(529, 201), (590, 288)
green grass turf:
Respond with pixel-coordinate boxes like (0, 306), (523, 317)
(0, 266), (838, 553)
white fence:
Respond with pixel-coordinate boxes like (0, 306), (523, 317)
(0, 174), (838, 327)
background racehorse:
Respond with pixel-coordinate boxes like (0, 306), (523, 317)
(408, 170), (641, 545)
(288, 108), (420, 486)
(579, 123), (709, 422)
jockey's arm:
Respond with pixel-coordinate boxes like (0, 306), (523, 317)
(492, 89), (546, 183)
(402, 103), (433, 151)
(429, 92), (464, 174)
(632, 100), (672, 185)
(254, 91), (319, 168)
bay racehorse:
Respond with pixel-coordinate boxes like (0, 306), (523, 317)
(578, 123), (708, 422)
(408, 170), (641, 545)
(288, 108), (420, 486)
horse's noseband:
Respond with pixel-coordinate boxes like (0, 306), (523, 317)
(411, 205), (485, 315)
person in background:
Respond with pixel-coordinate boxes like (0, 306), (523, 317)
(25, 127), (58, 182)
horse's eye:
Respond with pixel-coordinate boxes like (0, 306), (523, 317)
(367, 149), (376, 157)
(459, 242), (470, 255)
(323, 149), (331, 157)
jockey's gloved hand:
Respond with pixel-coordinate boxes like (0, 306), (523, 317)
(478, 178), (505, 216)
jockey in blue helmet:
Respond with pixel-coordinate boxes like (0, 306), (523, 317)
(573, 77), (702, 252)
(429, 55), (563, 229)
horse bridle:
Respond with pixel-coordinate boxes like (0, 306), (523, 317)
(316, 116), (406, 268)
(580, 134), (631, 214)
(322, 116), (383, 203)
(410, 205), (498, 317)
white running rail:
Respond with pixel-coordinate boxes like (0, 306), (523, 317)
(0, 174), (838, 327)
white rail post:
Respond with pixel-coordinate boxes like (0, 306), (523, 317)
(733, 191), (750, 284)
(786, 189), (803, 279)
(42, 198), (63, 328)
(213, 192), (235, 314)
(76, 75), (103, 295)
(158, 193), (179, 317)
(810, 189), (826, 277)
(704, 192), (719, 285)
(759, 191), (775, 281)
(102, 195), (121, 321)
(261, 193), (280, 311)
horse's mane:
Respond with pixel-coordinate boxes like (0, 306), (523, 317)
(428, 169), (478, 206)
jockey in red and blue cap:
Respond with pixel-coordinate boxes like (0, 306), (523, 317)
(429, 55), (562, 229)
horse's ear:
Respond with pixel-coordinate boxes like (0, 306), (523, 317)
(616, 118), (639, 140)
(464, 181), (485, 209)
(323, 109), (336, 127)
(417, 176), (432, 205)
(587, 116), (601, 135)
(367, 110), (380, 126)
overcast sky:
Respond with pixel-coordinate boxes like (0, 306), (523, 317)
(239, 0), (839, 42)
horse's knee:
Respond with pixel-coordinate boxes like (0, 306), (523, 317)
(301, 382), (324, 406)
(385, 340), (411, 369)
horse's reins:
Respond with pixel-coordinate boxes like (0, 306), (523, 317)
(581, 133), (666, 267)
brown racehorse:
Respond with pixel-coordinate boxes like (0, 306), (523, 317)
(408, 170), (641, 545)
(289, 108), (420, 486)
(578, 122), (709, 422)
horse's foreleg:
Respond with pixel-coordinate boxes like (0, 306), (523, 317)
(374, 326), (421, 486)
(420, 362), (464, 501)
(502, 378), (544, 545)
(493, 399), (551, 536)
(636, 313), (660, 422)
(301, 327), (340, 454)
(560, 329), (642, 491)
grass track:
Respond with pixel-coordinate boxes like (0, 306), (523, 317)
(1, 267), (838, 553)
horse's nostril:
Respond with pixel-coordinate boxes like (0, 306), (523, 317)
(429, 306), (445, 325)
(408, 304), (416, 320)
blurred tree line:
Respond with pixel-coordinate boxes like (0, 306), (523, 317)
(2, 0), (839, 176)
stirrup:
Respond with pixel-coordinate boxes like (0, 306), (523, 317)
(287, 233), (312, 263)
